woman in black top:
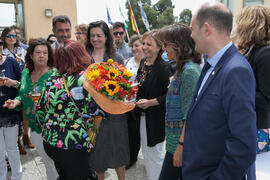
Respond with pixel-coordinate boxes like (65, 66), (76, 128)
(234, 5), (270, 154)
(136, 30), (170, 180)
(233, 5), (270, 179)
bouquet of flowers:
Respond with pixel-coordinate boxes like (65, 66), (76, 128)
(83, 59), (137, 114)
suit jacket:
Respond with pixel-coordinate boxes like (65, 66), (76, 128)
(244, 45), (270, 129)
(182, 44), (257, 180)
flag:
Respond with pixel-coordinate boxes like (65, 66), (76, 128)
(138, 0), (150, 31)
(128, 1), (139, 34)
(106, 6), (113, 25)
(119, 4), (128, 30)
(119, 4), (130, 40)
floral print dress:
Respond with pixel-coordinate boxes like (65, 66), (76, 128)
(36, 71), (105, 151)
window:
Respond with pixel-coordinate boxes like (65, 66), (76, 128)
(221, 0), (234, 12)
(243, 0), (264, 7)
(0, 3), (16, 34)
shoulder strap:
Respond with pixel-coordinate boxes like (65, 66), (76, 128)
(62, 75), (83, 117)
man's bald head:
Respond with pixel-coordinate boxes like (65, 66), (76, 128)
(195, 2), (233, 35)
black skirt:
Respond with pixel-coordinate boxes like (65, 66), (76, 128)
(88, 113), (130, 172)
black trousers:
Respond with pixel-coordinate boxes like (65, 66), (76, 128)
(44, 141), (89, 180)
(126, 108), (141, 163)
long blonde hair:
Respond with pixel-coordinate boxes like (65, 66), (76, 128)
(233, 5), (270, 50)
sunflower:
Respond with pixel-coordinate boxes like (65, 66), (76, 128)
(104, 80), (120, 96)
(123, 69), (133, 79)
(88, 69), (100, 81)
(107, 68), (119, 80)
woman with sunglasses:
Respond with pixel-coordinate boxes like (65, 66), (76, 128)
(1, 26), (32, 155)
(0, 38), (22, 180)
(86, 20), (129, 180)
(158, 24), (201, 180)
(1, 26), (26, 71)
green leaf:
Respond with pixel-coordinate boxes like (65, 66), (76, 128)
(67, 113), (74, 119)
(64, 108), (70, 114)
(78, 76), (83, 86)
(64, 130), (80, 147)
(67, 76), (75, 87)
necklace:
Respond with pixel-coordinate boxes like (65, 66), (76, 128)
(138, 60), (152, 87)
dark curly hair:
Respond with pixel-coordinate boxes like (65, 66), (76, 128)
(86, 20), (116, 57)
(25, 38), (54, 74)
(158, 23), (201, 72)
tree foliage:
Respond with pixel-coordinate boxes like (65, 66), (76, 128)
(179, 8), (192, 26)
(157, 7), (174, 28)
(125, 0), (175, 36)
(153, 0), (174, 14)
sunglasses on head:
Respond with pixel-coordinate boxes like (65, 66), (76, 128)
(113, 32), (124, 36)
(6, 34), (17, 38)
(0, 41), (3, 46)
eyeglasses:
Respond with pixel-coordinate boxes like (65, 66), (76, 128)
(6, 34), (17, 38)
(0, 41), (3, 46)
(75, 32), (84, 35)
(113, 32), (124, 36)
(34, 51), (48, 56)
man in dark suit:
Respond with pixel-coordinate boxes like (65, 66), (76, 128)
(182, 2), (257, 180)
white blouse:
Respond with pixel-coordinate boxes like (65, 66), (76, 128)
(125, 57), (139, 83)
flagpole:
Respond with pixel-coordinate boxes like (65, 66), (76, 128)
(118, 3), (130, 41)
(127, 0), (140, 35)
(125, 28), (130, 41)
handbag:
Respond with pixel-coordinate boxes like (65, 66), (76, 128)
(62, 75), (101, 152)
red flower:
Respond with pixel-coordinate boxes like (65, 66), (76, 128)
(100, 69), (107, 77)
(92, 78), (105, 91)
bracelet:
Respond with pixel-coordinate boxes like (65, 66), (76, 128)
(178, 141), (184, 146)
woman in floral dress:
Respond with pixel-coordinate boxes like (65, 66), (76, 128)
(36, 40), (105, 180)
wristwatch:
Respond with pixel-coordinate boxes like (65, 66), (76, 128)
(14, 81), (20, 88)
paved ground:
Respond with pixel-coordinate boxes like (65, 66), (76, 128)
(7, 146), (149, 180)
(7, 144), (270, 180)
